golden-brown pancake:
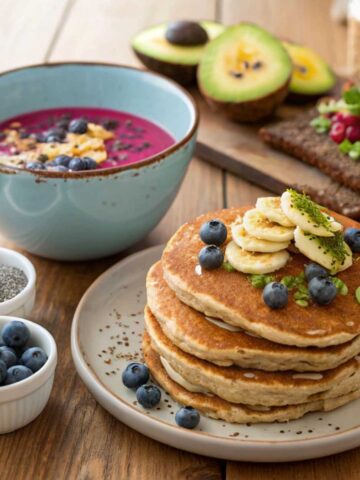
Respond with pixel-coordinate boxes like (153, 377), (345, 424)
(162, 207), (360, 347)
(147, 261), (360, 371)
(144, 306), (360, 407)
(143, 333), (360, 424)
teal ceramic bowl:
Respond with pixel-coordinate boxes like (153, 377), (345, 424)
(0, 63), (198, 260)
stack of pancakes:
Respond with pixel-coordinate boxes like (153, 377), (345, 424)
(143, 207), (360, 423)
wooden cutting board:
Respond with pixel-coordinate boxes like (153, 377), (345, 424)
(195, 90), (333, 194)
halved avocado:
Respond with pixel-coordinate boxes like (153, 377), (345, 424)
(197, 23), (292, 122)
(283, 41), (336, 100)
(132, 21), (225, 85)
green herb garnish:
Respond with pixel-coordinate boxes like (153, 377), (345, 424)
(315, 232), (351, 268)
(343, 87), (360, 105)
(288, 189), (333, 232)
(356, 286), (360, 304)
(339, 139), (353, 154)
(249, 274), (274, 288)
(295, 299), (309, 307)
(280, 273), (305, 290)
(310, 116), (331, 133)
(223, 261), (235, 272)
(331, 277), (349, 295)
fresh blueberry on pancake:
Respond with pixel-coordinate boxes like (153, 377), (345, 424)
(68, 118), (88, 134)
(344, 228), (360, 253)
(262, 282), (288, 309)
(122, 362), (149, 389)
(175, 406), (200, 429)
(136, 384), (161, 408)
(305, 263), (329, 282)
(198, 245), (224, 270)
(308, 276), (337, 306)
(200, 220), (227, 246)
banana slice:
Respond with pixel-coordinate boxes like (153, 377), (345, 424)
(281, 190), (342, 237)
(243, 209), (294, 242)
(294, 227), (352, 274)
(231, 218), (290, 253)
(225, 240), (290, 274)
(256, 196), (294, 227)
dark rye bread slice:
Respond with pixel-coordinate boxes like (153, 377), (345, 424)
(259, 110), (360, 193)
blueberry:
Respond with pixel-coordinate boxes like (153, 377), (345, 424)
(344, 228), (360, 253)
(26, 162), (46, 170)
(122, 362), (149, 389)
(308, 276), (337, 306)
(175, 406), (200, 429)
(200, 220), (227, 246)
(0, 359), (7, 384)
(305, 263), (329, 282)
(0, 346), (17, 368)
(68, 118), (88, 134)
(44, 128), (66, 143)
(20, 347), (47, 373)
(82, 157), (98, 170)
(4, 365), (33, 385)
(1, 321), (30, 348)
(263, 282), (288, 309)
(69, 157), (87, 171)
(136, 384), (161, 408)
(54, 154), (72, 167)
(198, 245), (224, 270)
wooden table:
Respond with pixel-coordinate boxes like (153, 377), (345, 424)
(0, 1), (357, 478)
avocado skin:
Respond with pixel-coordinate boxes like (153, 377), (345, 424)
(286, 77), (340, 104)
(199, 75), (291, 123)
(133, 49), (197, 86)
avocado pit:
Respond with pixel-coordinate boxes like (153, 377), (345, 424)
(165, 20), (208, 46)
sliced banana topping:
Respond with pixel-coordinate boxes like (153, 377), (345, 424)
(231, 217), (290, 253)
(281, 190), (342, 237)
(225, 240), (290, 274)
(294, 227), (352, 274)
(243, 208), (294, 242)
(256, 196), (294, 227)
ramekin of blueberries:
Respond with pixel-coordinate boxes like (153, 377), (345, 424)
(122, 363), (200, 429)
(0, 318), (57, 434)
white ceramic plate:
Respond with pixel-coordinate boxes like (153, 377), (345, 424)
(71, 245), (360, 462)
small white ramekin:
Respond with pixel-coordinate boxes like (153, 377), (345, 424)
(0, 248), (36, 317)
(0, 316), (57, 433)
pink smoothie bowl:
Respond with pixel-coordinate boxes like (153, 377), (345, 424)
(0, 63), (198, 260)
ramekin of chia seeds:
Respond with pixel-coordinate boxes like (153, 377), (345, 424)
(0, 248), (36, 317)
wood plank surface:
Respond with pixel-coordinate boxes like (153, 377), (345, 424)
(0, 0), (358, 479)
(0, 0), (71, 70)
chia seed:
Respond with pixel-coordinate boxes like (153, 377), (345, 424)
(0, 265), (28, 303)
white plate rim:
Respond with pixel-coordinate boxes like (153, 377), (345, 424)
(71, 245), (360, 462)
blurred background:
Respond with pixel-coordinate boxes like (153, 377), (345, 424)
(0, 0), (348, 74)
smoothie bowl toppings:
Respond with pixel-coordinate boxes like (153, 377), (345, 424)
(0, 107), (175, 173)
(196, 190), (359, 310)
